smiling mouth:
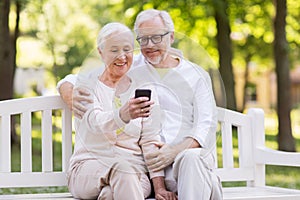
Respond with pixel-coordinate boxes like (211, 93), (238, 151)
(145, 49), (160, 55)
(115, 62), (127, 67)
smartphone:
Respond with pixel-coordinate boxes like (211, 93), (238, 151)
(135, 89), (151, 100)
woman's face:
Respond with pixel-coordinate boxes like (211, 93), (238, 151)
(100, 31), (134, 79)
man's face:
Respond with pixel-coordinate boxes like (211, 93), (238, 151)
(136, 16), (173, 66)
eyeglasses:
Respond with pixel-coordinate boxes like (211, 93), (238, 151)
(136, 32), (170, 46)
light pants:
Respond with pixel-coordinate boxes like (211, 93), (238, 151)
(94, 149), (223, 200)
(166, 148), (223, 200)
(67, 159), (151, 200)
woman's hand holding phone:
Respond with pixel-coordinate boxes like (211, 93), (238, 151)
(119, 89), (153, 123)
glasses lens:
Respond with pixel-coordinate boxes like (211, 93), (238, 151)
(137, 37), (147, 45)
(151, 35), (162, 44)
(137, 32), (169, 46)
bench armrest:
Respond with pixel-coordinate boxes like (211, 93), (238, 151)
(255, 146), (300, 167)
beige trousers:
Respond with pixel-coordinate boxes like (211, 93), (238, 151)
(68, 159), (151, 200)
(87, 149), (223, 200)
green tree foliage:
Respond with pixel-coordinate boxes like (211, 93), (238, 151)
(20, 0), (97, 82)
(4, 0), (300, 96)
(286, 0), (300, 65)
(228, 0), (274, 111)
(2, 0), (299, 148)
(123, 0), (218, 58)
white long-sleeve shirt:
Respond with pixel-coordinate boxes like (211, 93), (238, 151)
(68, 74), (164, 179)
(129, 55), (217, 149)
(58, 52), (217, 152)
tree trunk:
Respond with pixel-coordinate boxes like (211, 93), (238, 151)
(274, 0), (295, 151)
(0, 0), (14, 101)
(213, 0), (237, 111)
(0, 0), (18, 144)
(12, 0), (20, 80)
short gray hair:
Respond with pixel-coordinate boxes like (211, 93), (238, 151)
(97, 22), (133, 49)
(134, 9), (174, 34)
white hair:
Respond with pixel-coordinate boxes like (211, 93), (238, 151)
(134, 9), (175, 34)
(97, 22), (133, 49)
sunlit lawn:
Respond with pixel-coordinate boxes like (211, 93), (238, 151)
(0, 108), (299, 195)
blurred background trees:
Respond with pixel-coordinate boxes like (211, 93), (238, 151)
(1, 0), (299, 151)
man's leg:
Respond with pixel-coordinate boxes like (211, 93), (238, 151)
(172, 149), (223, 200)
(164, 166), (177, 193)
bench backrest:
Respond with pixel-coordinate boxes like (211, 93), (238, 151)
(0, 95), (72, 188)
(0, 95), (265, 189)
(214, 107), (265, 187)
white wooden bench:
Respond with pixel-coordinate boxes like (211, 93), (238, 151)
(0, 95), (299, 200)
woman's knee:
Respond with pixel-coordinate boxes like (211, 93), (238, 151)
(68, 161), (103, 199)
(111, 160), (138, 175)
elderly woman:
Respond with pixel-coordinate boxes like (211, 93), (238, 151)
(67, 22), (167, 200)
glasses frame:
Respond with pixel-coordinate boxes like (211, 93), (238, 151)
(136, 32), (170, 46)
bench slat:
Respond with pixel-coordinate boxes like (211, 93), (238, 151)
(0, 193), (73, 200)
(214, 167), (254, 182)
(218, 107), (249, 126)
(248, 108), (266, 187)
(21, 111), (32, 172)
(0, 115), (11, 172)
(42, 109), (53, 172)
(221, 122), (234, 168)
(0, 172), (68, 188)
(1, 187), (300, 200)
(223, 186), (300, 200)
(237, 123), (253, 168)
(61, 109), (73, 172)
(255, 147), (300, 167)
(0, 96), (68, 115)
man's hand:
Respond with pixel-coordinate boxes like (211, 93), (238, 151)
(72, 87), (93, 118)
(59, 82), (74, 111)
(155, 188), (178, 200)
(59, 82), (93, 119)
(146, 138), (200, 172)
(145, 143), (180, 172)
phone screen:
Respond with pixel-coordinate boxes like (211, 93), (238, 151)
(134, 89), (151, 100)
